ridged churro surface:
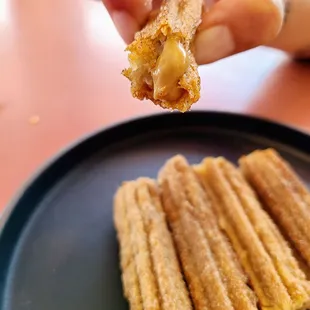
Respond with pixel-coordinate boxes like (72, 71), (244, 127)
(123, 0), (203, 112)
(240, 149), (310, 268)
(114, 151), (310, 310)
(195, 157), (310, 310)
(158, 155), (257, 310)
(114, 178), (192, 310)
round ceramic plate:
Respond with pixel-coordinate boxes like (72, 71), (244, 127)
(1, 111), (310, 310)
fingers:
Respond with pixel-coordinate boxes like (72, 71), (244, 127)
(103, 0), (152, 25)
(104, 0), (284, 65)
(102, 0), (153, 44)
(109, 11), (140, 44)
(195, 0), (285, 64)
(152, 0), (162, 10)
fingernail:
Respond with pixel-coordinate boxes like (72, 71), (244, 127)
(195, 25), (235, 64)
(111, 11), (140, 44)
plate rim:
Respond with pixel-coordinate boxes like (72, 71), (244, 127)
(1, 110), (310, 235)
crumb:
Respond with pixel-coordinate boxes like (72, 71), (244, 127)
(29, 115), (40, 125)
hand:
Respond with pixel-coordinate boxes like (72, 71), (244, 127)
(102, 0), (154, 44)
(103, 0), (309, 64)
(195, 0), (285, 64)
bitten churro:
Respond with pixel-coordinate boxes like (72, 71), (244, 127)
(123, 0), (203, 112)
(195, 157), (310, 310)
(158, 155), (257, 310)
(240, 149), (310, 268)
(114, 178), (192, 310)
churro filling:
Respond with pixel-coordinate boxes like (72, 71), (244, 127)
(152, 37), (189, 101)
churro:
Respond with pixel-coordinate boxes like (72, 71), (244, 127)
(123, 0), (203, 112)
(114, 178), (192, 310)
(240, 149), (310, 268)
(158, 155), (257, 310)
(195, 157), (310, 310)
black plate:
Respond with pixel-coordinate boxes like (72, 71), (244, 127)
(1, 111), (310, 310)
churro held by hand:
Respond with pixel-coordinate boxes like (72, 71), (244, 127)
(195, 157), (310, 310)
(123, 0), (203, 112)
(114, 178), (192, 310)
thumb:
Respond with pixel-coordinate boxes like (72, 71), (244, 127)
(102, 0), (152, 44)
(195, 0), (285, 64)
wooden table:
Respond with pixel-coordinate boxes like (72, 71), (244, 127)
(1, 0), (310, 209)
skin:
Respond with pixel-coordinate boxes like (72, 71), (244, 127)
(102, 0), (310, 64)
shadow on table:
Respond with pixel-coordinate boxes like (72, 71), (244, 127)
(247, 59), (310, 131)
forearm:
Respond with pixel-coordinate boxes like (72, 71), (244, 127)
(268, 0), (310, 58)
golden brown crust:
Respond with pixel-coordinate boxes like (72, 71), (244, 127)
(114, 150), (310, 310)
(158, 155), (258, 310)
(123, 0), (203, 112)
(114, 184), (144, 310)
(240, 149), (310, 268)
(114, 178), (192, 310)
(195, 157), (310, 310)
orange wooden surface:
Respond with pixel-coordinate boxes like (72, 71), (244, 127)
(1, 0), (310, 209)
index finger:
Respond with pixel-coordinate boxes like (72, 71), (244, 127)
(103, 0), (153, 44)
